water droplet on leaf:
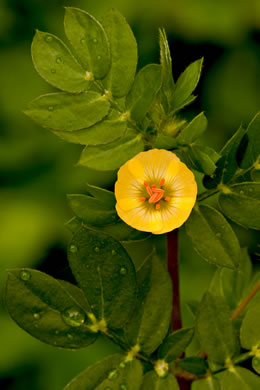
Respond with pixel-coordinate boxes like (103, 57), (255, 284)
(56, 57), (62, 64)
(33, 313), (40, 320)
(67, 334), (73, 340)
(69, 244), (78, 253)
(48, 106), (54, 111)
(239, 190), (244, 195)
(55, 330), (59, 335)
(45, 36), (53, 42)
(80, 39), (86, 44)
(216, 232), (221, 238)
(97, 55), (101, 60)
(112, 250), (116, 256)
(20, 270), (31, 281)
(120, 267), (127, 276)
(62, 307), (85, 327)
(120, 385), (127, 390)
(94, 247), (100, 253)
(119, 362), (126, 369)
(51, 69), (56, 73)
(108, 370), (118, 380)
(93, 38), (98, 43)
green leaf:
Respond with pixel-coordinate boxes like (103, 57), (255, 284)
(52, 110), (127, 145)
(185, 144), (220, 175)
(252, 356), (260, 375)
(124, 253), (172, 354)
(219, 182), (260, 230)
(25, 92), (110, 131)
(91, 220), (150, 242)
(102, 9), (137, 98)
(85, 183), (116, 205)
(159, 28), (175, 113)
(178, 357), (208, 375)
(126, 64), (162, 121)
(158, 327), (194, 362)
(196, 292), (239, 364)
(64, 7), (110, 79)
(240, 299), (260, 350)
(251, 166), (260, 182)
(172, 94), (197, 113)
(209, 248), (252, 309)
(177, 112), (208, 144)
(185, 301), (200, 319)
(5, 269), (97, 348)
(217, 367), (260, 389)
(68, 226), (137, 329)
(185, 204), (241, 269)
(170, 58), (203, 110)
(140, 371), (179, 390)
(64, 354), (143, 390)
(154, 134), (178, 149)
(192, 377), (220, 390)
(240, 111), (260, 169)
(78, 132), (144, 171)
(31, 30), (89, 92)
(203, 125), (247, 189)
(67, 194), (118, 226)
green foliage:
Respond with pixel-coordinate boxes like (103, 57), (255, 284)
(240, 111), (260, 169)
(141, 371), (179, 390)
(216, 366), (260, 389)
(158, 327), (194, 362)
(192, 377), (220, 390)
(177, 357), (208, 376)
(176, 112), (207, 144)
(240, 299), (260, 350)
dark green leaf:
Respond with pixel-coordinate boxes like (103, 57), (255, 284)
(154, 134), (178, 149)
(219, 182), (260, 230)
(67, 194), (118, 226)
(102, 9), (137, 97)
(185, 301), (200, 319)
(5, 269), (97, 348)
(172, 95), (197, 113)
(158, 328), (194, 362)
(25, 92), (110, 131)
(78, 131), (144, 171)
(252, 356), (260, 375)
(170, 58), (203, 110)
(203, 125), (247, 189)
(31, 30), (89, 92)
(64, 354), (143, 390)
(159, 28), (175, 113)
(178, 357), (208, 375)
(217, 367), (260, 389)
(251, 166), (260, 182)
(177, 112), (207, 144)
(185, 204), (240, 269)
(64, 7), (110, 79)
(91, 220), (150, 242)
(68, 226), (137, 329)
(124, 253), (172, 354)
(85, 183), (116, 206)
(196, 292), (239, 364)
(140, 371), (179, 390)
(192, 377), (220, 390)
(126, 64), (162, 121)
(240, 299), (260, 350)
(240, 111), (260, 169)
(185, 144), (220, 175)
(52, 110), (127, 145)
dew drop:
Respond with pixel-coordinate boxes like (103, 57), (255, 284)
(20, 270), (31, 281)
(249, 188), (253, 192)
(108, 370), (118, 380)
(120, 267), (127, 276)
(91, 304), (95, 309)
(80, 38), (86, 44)
(239, 190), (244, 195)
(69, 244), (78, 253)
(45, 35), (53, 42)
(112, 250), (116, 256)
(105, 387), (112, 390)
(120, 385), (127, 390)
(56, 57), (62, 64)
(55, 330), (59, 335)
(62, 307), (85, 327)
(33, 313), (40, 320)
(48, 106), (54, 111)
(67, 333), (73, 340)
(119, 362), (126, 369)
(216, 232), (221, 238)
(93, 38), (98, 43)
(97, 55), (101, 60)
(94, 247), (100, 253)
(51, 68), (56, 73)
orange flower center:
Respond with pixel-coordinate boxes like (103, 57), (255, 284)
(140, 178), (170, 210)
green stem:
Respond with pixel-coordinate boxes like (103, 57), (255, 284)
(197, 188), (219, 202)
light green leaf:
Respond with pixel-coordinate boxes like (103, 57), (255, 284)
(64, 354), (143, 390)
(31, 30), (89, 92)
(64, 7), (110, 79)
(217, 367), (260, 389)
(203, 125), (247, 189)
(219, 182), (260, 230)
(154, 134), (178, 149)
(25, 92), (110, 131)
(140, 371), (179, 390)
(5, 269), (97, 348)
(170, 58), (203, 110)
(159, 28), (175, 113)
(196, 292), (239, 364)
(124, 253), (172, 354)
(126, 64), (162, 121)
(185, 204), (241, 269)
(85, 183), (116, 206)
(185, 144), (220, 175)
(67, 194), (118, 226)
(102, 9), (137, 97)
(240, 299), (260, 350)
(158, 327), (194, 362)
(240, 111), (260, 169)
(192, 377), (220, 390)
(68, 226), (137, 329)
(252, 356), (260, 375)
(172, 94), (197, 113)
(52, 110), (126, 145)
(178, 357), (208, 375)
(177, 112), (208, 144)
(78, 132), (144, 171)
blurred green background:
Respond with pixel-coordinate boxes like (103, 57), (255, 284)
(0, 0), (259, 389)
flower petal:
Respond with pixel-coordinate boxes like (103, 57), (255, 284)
(117, 198), (140, 211)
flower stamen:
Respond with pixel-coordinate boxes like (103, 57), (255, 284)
(155, 203), (161, 210)
(164, 196), (170, 201)
(160, 178), (165, 186)
(140, 197), (146, 202)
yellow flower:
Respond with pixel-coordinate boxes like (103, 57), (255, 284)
(115, 149), (197, 234)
